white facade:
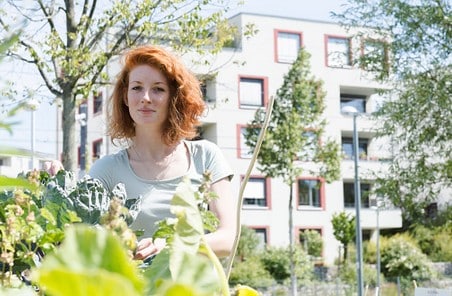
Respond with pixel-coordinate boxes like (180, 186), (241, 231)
(79, 13), (403, 265)
(194, 13), (402, 265)
(0, 148), (54, 177)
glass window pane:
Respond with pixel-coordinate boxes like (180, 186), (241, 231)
(340, 95), (366, 113)
(243, 177), (267, 207)
(240, 78), (263, 107)
(93, 93), (103, 114)
(343, 182), (371, 208)
(328, 37), (351, 67)
(342, 137), (368, 159)
(298, 179), (321, 207)
(277, 32), (300, 63)
(240, 127), (253, 158)
(254, 228), (267, 249)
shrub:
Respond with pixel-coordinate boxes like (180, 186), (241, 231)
(430, 227), (452, 262)
(363, 240), (377, 264)
(380, 234), (434, 282)
(411, 224), (452, 262)
(337, 260), (382, 288)
(300, 230), (323, 258)
(260, 246), (291, 283)
(235, 226), (261, 262)
(229, 256), (274, 289)
(260, 245), (313, 285)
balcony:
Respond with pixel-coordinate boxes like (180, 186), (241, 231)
(345, 207), (402, 230)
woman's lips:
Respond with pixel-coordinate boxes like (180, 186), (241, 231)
(139, 108), (155, 114)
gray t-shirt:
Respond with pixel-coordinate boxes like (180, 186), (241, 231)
(88, 139), (233, 238)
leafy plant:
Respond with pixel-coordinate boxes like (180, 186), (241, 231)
(299, 230), (322, 258)
(32, 225), (145, 296)
(260, 245), (313, 286)
(380, 234), (435, 283)
(229, 256), (273, 289)
(235, 226), (262, 262)
(1, 170), (259, 295)
(331, 211), (355, 263)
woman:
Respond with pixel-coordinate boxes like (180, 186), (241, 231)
(89, 45), (236, 260)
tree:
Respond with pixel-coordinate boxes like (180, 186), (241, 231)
(244, 47), (341, 296)
(0, 33), (20, 133)
(331, 211), (355, 263)
(299, 229), (322, 258)
(333, 0), (451, 226)
(0, 0), (238, 171)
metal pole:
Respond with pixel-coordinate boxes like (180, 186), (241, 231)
(78, 103), (88, 177)
(30, 109), (35, 170)
(353, 113), (364, 296)
(376, 206), (380, 296)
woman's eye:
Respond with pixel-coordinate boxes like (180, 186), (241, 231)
(131, 86), (142, 91)
(153, 87), (165, 92)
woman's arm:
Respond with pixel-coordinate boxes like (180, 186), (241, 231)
(204, 177), (237, 258)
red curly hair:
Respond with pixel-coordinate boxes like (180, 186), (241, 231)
(108, 45), (205, 145)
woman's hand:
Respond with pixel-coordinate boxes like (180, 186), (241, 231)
(43, 160), (64, 176)
(134, 237), (166, 260)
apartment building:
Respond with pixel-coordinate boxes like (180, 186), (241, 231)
(79, 13), (402, 265)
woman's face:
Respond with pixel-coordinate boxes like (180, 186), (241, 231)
(126, 64), (171, 129)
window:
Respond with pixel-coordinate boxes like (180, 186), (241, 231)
(343, 182), (371, 208)
(238, 126), (254, 159)
(92, 139), (103, 161)
(239, 76), (267, 108)
(93, 92), (103, 114)
(342, 137), (368, 160)
(340, 94), (366, 113)
(298, 178), (323, 208)
(0, 157), (11, 166)
(275, 30), (302, 63)
(362, 39), (389, 72)
(242, 177), (269, 208)
(198, 75), (215, 103)
(326, 36), (351, 67)
(253, 227), (268, 249)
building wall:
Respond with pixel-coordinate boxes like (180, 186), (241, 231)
(191, 13), (402, 265)
(0, 149), (54, 177)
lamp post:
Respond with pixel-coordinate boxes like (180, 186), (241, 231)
(25, 99), (40, 170)
(371, 198), (382, 296)
(342, 105), (364, 296)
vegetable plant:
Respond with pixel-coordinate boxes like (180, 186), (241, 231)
(0, 170), (259, 295)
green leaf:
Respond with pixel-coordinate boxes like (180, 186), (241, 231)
(33, 269), (142, 296)
(169, 178), (205, 278)
(40, 207), (57, 226)
(0, 176), (38, 191)
(32, 225), (145, 296)
(144, 248), (172, 294)
(153, 252), (220, 296)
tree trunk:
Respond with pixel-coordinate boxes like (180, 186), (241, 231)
(344, 244), (348, 262)
(289, 183), (297, 296)
(61, 90), (77, 171)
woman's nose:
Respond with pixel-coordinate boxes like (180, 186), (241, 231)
(140, 91), (152, 103)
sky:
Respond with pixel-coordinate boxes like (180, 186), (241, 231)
(0, 0), (348, 158)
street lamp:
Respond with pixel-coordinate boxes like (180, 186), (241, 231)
(371, 197), (382, 296)
(342, 105), (364, 296)
(24, 99), (40, 170)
